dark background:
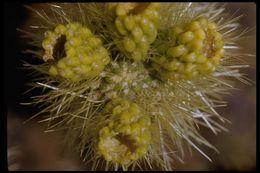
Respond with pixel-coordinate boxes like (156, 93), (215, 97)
(4, 2), (31, 115)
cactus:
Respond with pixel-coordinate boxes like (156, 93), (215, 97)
(19, 3), (253, 171)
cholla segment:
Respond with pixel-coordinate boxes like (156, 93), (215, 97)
(152, 17), (225, 80)
(42, 22), (110, 81)
(97, 98), (151, 165)
(108, 3), (161, 61)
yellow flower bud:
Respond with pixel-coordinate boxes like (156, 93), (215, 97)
(178, 31), (194, 44)
(49, 66), (58, 76)
(115, 18), (127, 35)
(123, 37), (136, 52)
(54, 24), (67, 34)
(167, 45), (187, 58)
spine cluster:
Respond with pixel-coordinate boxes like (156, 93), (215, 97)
(101, 61), (151, 98)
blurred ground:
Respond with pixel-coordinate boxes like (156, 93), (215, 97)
(7, 112), (85, 171)
(5, 3), (256, 171)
